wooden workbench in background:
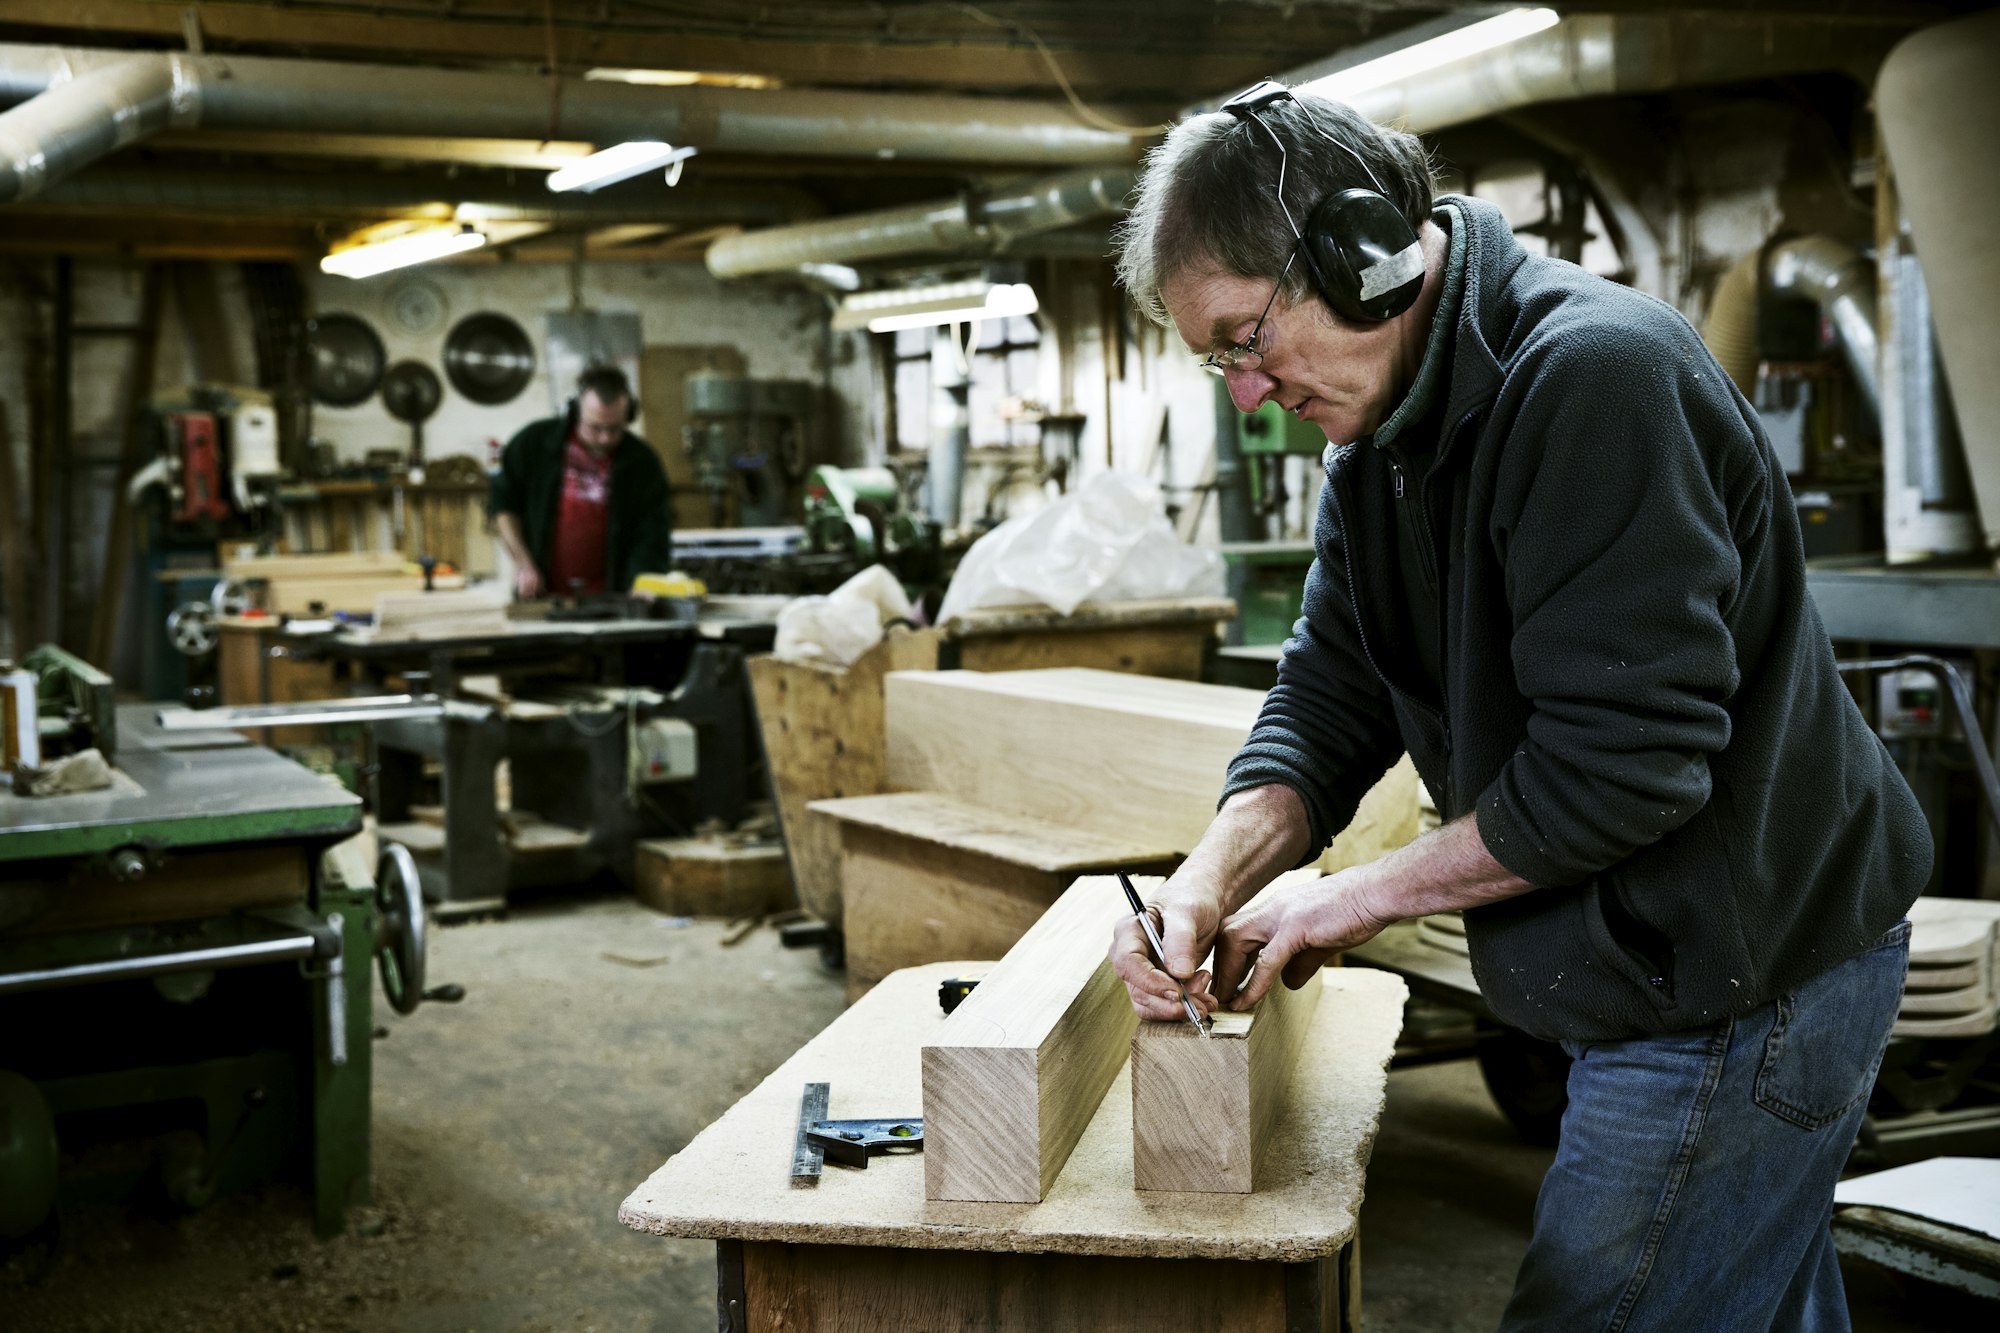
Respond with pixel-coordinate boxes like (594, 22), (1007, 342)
(620, 962), (1408, 1332)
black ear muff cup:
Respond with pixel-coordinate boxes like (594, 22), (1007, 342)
(1300, 188), (1425, 323)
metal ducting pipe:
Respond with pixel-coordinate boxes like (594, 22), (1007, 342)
(0, 42), (1138, 203)
(0, 52), (196, 201)
(31, 166), (819, 225)
(706, 165), (1135, 279)
(1767, 237), (1880, 420)
(705, 12), (1896, 280)
(1877, 8), (2000, 554)
(1701, 252), (1761, 397)
(1336, 13), (1894, 134)
(1700, 238), (1883, 416)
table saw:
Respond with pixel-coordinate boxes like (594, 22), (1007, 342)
(0, 692), (446, 1248)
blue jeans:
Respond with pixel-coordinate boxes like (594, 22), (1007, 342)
(1500, 920), (1911, 1333)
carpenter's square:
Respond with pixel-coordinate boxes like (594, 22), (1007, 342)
(1117, 872), (1208, 1034)
(791, 1081), (924, 1184)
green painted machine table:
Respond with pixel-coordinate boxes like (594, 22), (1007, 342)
(0, 704), (390, 1242)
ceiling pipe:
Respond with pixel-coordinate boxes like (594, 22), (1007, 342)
(30, 166), (821, 225)
(705, 165), (1134, 279)
(0, 42), (1139, 204)
(701, 12), (1900, 279)
(0, 51), (196, 200)
(1328, 12), (1894, 132)
(1767, 236), (1880, 420)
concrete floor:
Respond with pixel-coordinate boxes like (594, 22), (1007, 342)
(3, 895), (1988, 1331)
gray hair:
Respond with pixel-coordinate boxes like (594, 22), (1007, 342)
(1114, 90), (1435, 328)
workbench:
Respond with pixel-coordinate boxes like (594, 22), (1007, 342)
(303, 614), (772, 915)
(621, 963), (1407, 1332)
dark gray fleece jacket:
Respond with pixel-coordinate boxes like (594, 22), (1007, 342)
(1223, 195), (1931, 1043)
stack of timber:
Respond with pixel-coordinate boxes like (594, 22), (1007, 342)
(922, 874), (1139, 1203)
(221, 550), (457, 615)
(1131, 869), (1327, 1194)
(1895, 896), (2000, 1038)
(883, 669), (1417, 870)
(810, 791), (1178, 1000)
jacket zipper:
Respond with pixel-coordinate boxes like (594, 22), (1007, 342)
(1328, 459), (1455, 816)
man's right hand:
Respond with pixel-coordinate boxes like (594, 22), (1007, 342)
(1108, 868), (1228, 1022)
(514, 564), (543, 600)
(1105, 783), (1314, 1022)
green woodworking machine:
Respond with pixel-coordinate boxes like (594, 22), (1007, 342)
(0, 658), (452, 1253)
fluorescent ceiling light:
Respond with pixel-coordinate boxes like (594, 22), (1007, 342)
(832, 281), (1040, 334)
(1295, 7), (1559, 102)
(321, 225), (486, 279)
(547, 141), (698, 193)
(585, 67), (782, 90)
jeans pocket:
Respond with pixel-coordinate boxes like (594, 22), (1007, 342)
(1753, 921), (1911, 1131)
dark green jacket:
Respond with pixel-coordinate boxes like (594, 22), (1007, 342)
(488, 415), (673, 592)
(1223, 195), (1929, 1042)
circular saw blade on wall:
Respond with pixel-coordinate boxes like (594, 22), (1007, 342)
(443, 311), (536, 406)
(304, 311), (387, 408)
(382, 360), (444, 424)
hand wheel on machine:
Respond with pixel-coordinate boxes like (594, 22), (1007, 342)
(374, 844), (429, 1015)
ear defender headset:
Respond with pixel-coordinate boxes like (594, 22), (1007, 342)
(1220, 80), (1425, 324)
(566, 364), (640, 429)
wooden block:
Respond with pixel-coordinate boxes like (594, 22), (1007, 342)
(634, 837), (794, 918)
(922, 874), (1140, 1203)
(370, 588), (510, 640)
(1131, 872), (1326, 1194)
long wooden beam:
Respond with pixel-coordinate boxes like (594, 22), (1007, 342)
(922, 872), (1139, 1203)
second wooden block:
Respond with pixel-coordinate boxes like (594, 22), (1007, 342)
(1130, 874), (1327, 1194)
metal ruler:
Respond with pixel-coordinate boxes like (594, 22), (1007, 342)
(790, 1081), (830, 1186)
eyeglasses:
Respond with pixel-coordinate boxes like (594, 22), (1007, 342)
(1199, 251), (1296, 377)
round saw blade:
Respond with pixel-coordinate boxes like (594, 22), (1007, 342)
(443, 311), (536, 406)
(305, 311), (387, 408)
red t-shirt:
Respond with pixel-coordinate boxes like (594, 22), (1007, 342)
(546, 435), (613, 595)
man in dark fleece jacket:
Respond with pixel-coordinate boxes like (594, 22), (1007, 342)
(1111, 87), (1929, 1332)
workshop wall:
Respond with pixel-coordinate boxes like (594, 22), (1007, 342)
(306, 260), (876, 470)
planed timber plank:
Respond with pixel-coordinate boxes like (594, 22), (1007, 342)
(1131, 872), (1327, 1194)
(885, 669), (1262, 852)
(921, 873), (1142, 1203)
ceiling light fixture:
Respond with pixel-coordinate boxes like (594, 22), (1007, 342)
(1294, 7), (1559, 102)
(547, 141), (699, 193)
(321, 224), (487, 280)
(584, 67), (782, 91)
(832, 281), (1040, 334)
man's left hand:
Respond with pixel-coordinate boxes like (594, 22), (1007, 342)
(1212, 868), (1396, 1011)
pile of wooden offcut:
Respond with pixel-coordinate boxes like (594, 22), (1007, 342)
(1897, 896), (2000, 1038)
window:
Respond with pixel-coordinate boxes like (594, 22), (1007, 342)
(883, 315), (1042, 454)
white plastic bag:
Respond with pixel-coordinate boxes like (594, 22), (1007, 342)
(771, 564), (917, 667)
(937, 471), (1224, 622)
(773, 596), (882, 667)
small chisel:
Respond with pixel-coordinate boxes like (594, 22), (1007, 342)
(1117, 872), (1208, 1034)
